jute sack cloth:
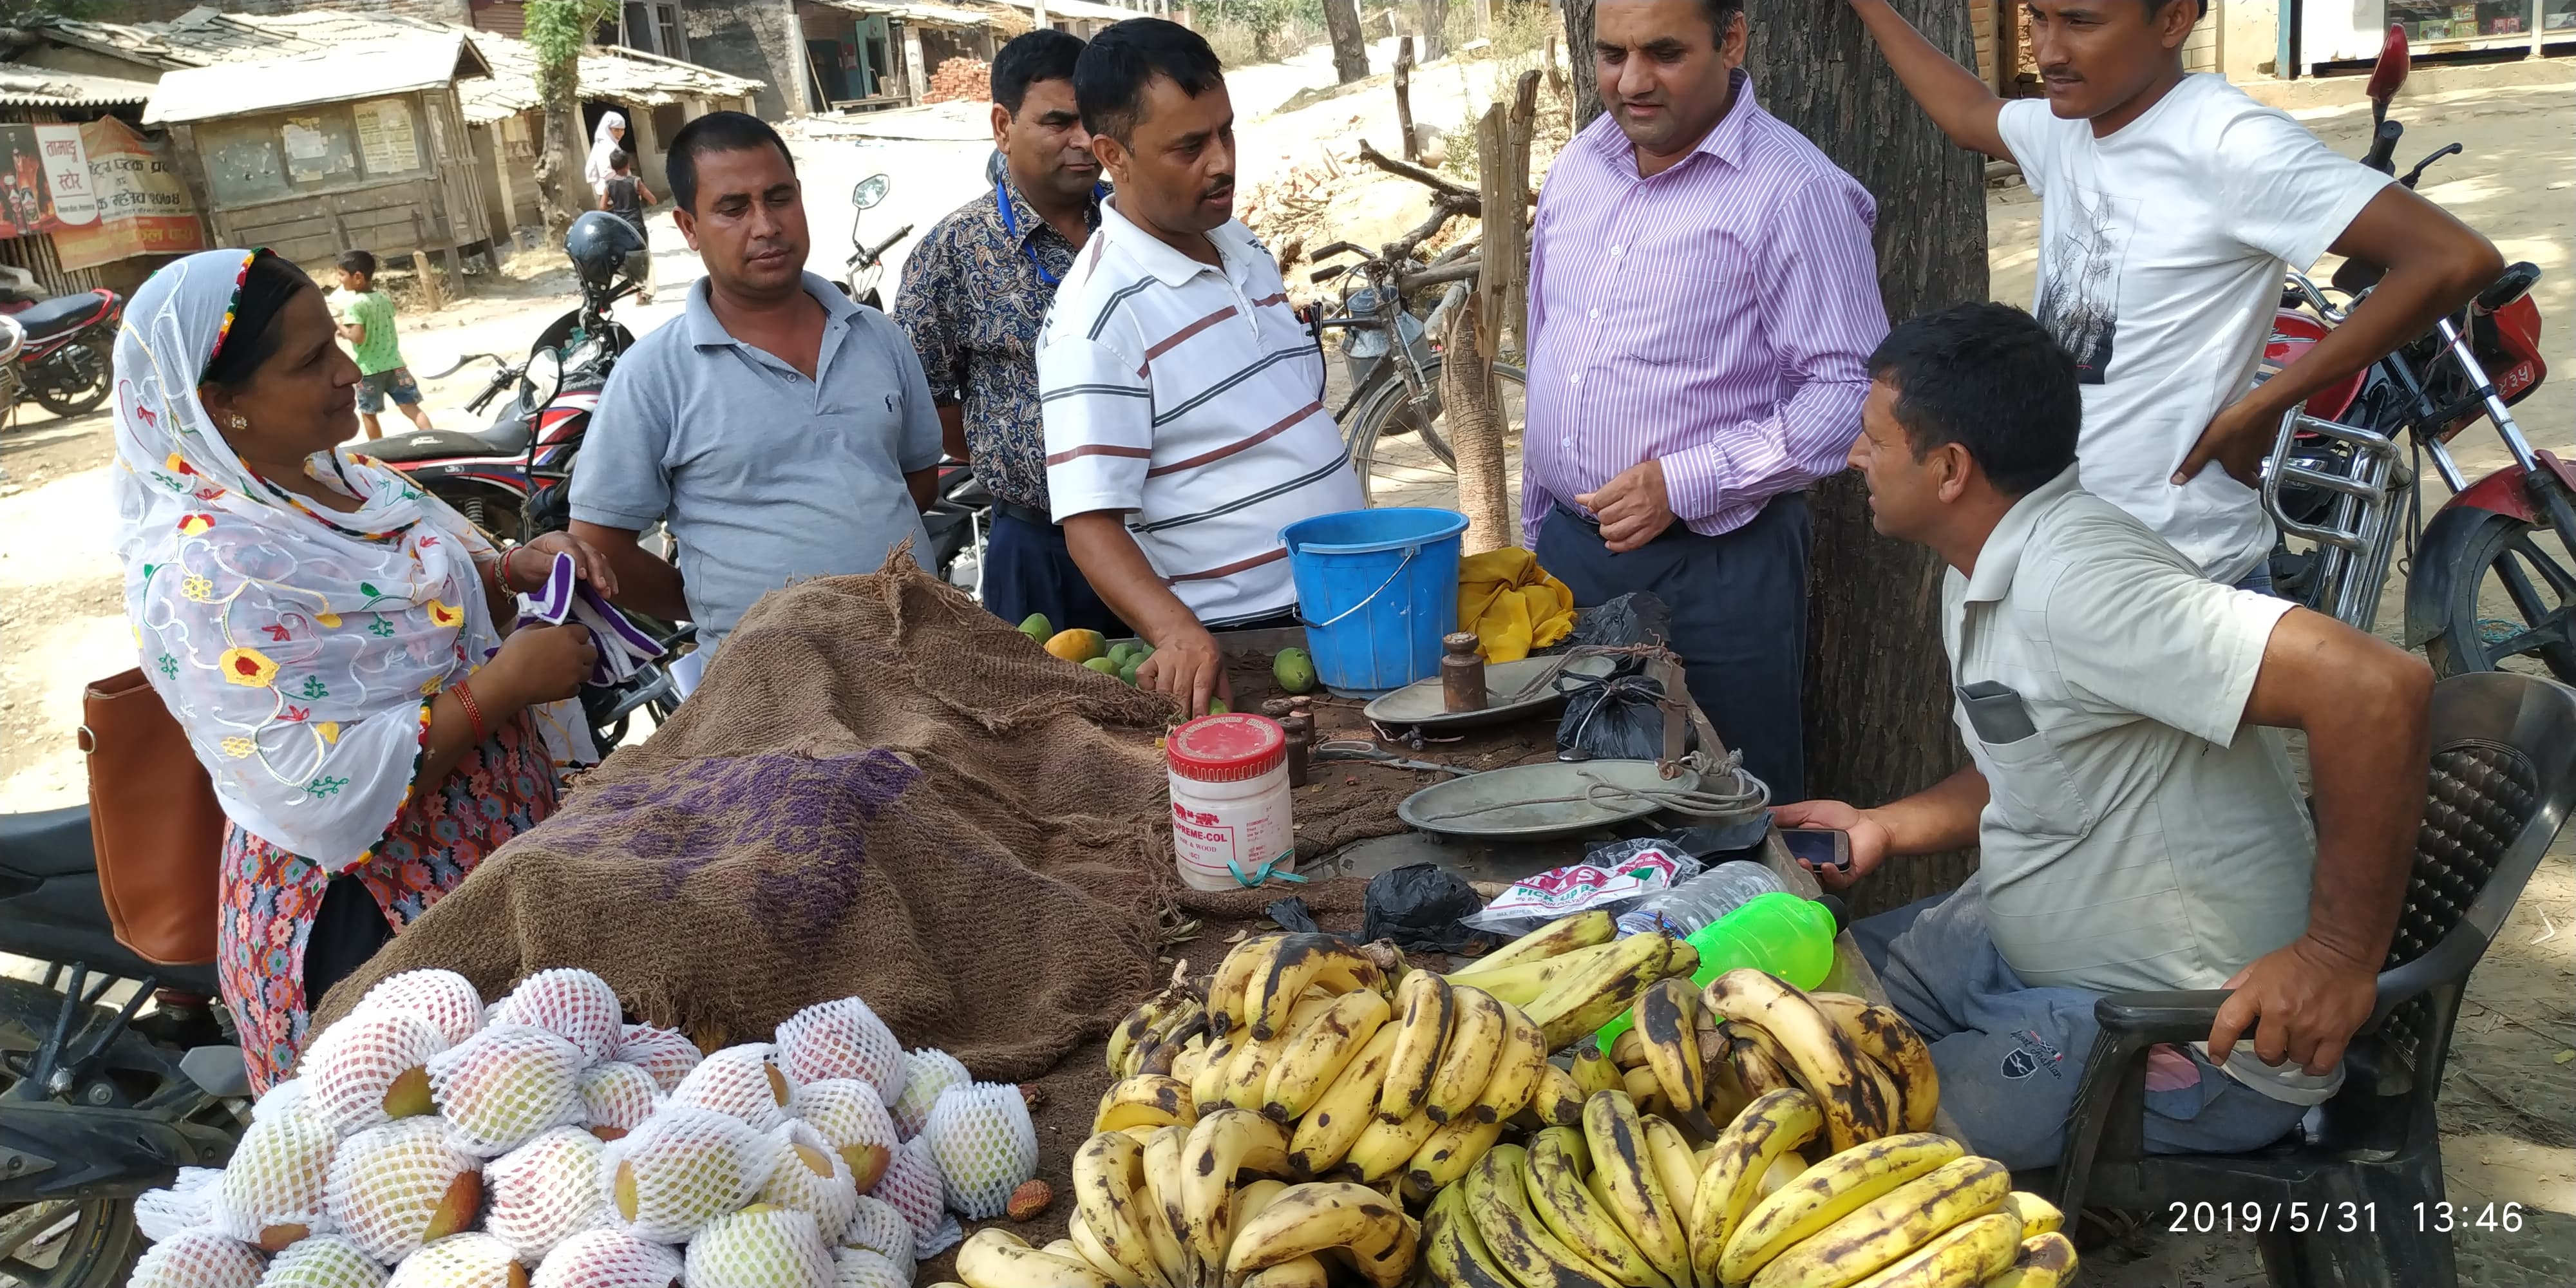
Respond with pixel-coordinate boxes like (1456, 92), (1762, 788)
(313, 554), (1222, 1078)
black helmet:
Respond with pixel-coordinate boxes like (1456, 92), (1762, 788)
(565, 211), (645, 290)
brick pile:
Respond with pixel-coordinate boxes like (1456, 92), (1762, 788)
(922, 57), (991, 104)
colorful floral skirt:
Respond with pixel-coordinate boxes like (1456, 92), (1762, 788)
(218, 711), (558, 1092)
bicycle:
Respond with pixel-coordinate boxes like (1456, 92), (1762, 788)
(1307, 235), (1528, 507)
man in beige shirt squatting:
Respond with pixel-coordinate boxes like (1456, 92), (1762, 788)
(1779, 303), (2433, 1169)
(1037, 19), (1363, 717)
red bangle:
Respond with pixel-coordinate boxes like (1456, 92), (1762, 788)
(500, 545), (528, 589)
(454, 681), (488, 744)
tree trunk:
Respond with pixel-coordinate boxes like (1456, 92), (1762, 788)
(1394, 39), (1418, 163)
(535, 88), (587, 243)
(1743, 0), (1987, 914)
(1560, 0), (1601, 131)
(1325, 0), (1370, 82)
(1442, 301), (1511, 553)
(1417, 0), (1450, 60)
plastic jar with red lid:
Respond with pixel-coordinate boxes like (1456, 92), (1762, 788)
(1167, 714), (1296, 891)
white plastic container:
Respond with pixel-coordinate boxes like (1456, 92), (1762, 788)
(1167, 714), (1296, 891)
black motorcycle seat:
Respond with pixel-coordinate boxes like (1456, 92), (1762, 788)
(367, 419), (534, 463)
(0, 805), (97, 878)
(11, 291), (106, 339)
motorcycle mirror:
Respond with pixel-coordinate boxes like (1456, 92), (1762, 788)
(853, 174), (890, 210)
(2365, 24), (2410, 110)
(520, 346), (565, 410)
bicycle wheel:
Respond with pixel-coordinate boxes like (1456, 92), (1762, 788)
(1346, 359), (1526, 507)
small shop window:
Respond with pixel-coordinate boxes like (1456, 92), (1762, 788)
(2387, 0), (2539, 39)
(2545, 0), (2576, 30)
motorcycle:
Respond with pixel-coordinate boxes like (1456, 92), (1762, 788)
(370, 212), (689, 749)
(2259, 24), (2567, 681)
(0, 269), (120, 422)
(838, 173), (911, 311)
(0, 808), (244, 1288)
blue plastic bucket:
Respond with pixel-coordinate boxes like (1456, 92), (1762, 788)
(1281, 507), (1470, 697)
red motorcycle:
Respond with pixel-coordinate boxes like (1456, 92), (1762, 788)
(2259, 25), (2566, 681)
(0, 283), (120, 422)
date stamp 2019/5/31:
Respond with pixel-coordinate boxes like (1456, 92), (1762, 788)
(2163, 1201), (2528, 1235)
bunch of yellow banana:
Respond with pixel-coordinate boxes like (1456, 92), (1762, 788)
(1109, 983), (1213, 1081)
(1450, 913), (1701, 1053)
(1690, 971), (1934, 1153)
(1041, 1110), (1425, 1288)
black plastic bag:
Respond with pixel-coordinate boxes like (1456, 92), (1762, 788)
(1567, 591), (1672, 649)
(1265, 896), (1321, 934)
(1360, 864), (1500, 954)
(1555, 667), (1685, 761)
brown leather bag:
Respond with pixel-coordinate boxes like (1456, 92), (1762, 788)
(79, 668), (226, 966)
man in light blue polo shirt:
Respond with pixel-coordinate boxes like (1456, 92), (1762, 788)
(571, 111), (942, 650)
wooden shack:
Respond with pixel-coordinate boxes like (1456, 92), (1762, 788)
(141, 30), (493, 306)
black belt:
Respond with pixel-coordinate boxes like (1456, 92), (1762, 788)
(992, 500), (1054, 529)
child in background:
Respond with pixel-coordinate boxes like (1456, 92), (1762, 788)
(331, 250), (431, 440)
(600, 149), (656, 305)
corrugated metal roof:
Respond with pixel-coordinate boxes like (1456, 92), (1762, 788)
(0, 64), (156, 108)
(142, 31), (480, 124)
(811, 0), (999, 29)
(36, 8), (760, 128)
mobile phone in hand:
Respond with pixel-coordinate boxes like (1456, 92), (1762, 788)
(1781, 826), (1851, 872)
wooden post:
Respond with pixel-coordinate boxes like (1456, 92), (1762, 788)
(1441, 279), (1510, 553)
(1394, 37), (1417, 163)
(1478, 70), (1539, 359)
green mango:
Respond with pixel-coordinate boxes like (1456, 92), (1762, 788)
(1119, 659), (1144, 687)
(1272, 647), (1318, 696)
(1082, 656), (1122, 676)
(1018, 612), (1052, 643)
(1208, 697), (1231, 715)
(1107, 641), (1140, 667)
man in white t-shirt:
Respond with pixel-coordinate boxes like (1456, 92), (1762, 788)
(1849, 0), (2501, 587)
(1777, 303), (2434, 1168)
(1039, 20), (1363, 715)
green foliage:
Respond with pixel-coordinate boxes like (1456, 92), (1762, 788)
(0, 0), (102, 19)
(524, 0), (618, 99)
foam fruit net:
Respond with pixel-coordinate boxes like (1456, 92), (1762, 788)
(258, 1235), (390, 1288)
(788, 1080), (893, 1188)
(835, 1197), (912, 1279)
(887, 1050), (967, 1141)
(831, 1247), (904, 1288)
(772, 999), (905, 1104)
(128, 1229), (268, 1288)
(137, 1168), (222, 1244)
(595, 1106), (768, 1244)
(483, 1127), (608, 1260)
(579, 1063), (659, 1137)
(428, 1024), (588, 1157)
(682, 1206), (833, 1288)
(325, 1119), (481, 1265)
(213, 1100), (339, 1244)
(527, 1229), (682, 1288)
(670, 1045), (795, 1133)
(303, 1009), (450, 1135)
(361, 971), (486, 1048)
(384, 1233), (520, 1288)
(920, 1082), (1035, 1220)
(757, 1120), (858, 1244)
(871, 1137), (956, 1256)
(612, 1026), (702, 1094)
(493, 970), (625, 1066)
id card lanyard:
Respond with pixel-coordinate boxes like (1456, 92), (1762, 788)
(994, 180), (1106, 288)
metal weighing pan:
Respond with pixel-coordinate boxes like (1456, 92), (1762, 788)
(1363, 653), (1618, 732)
(1397, 759), (1704, 840)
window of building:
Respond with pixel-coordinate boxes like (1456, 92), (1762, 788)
(614, 3), (690, 57)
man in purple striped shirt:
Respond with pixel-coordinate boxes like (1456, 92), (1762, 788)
(1524, 0), (1888, 800)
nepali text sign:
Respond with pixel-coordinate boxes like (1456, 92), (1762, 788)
(52, 118), (206, 270)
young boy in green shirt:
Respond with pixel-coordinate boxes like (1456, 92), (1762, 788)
(332, 249), (432, 439)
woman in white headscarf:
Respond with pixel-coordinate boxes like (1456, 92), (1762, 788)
(583, 111), (629, 196)
(112, 249), (616, 1090)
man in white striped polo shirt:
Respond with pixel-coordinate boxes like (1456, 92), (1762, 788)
(1039, 19), (1363, 716)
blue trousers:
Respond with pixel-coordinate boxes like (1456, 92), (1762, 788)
(1535, 494), (1810, 802)
(1853, 876), (2309, 1170)
(983, 510), (1126, 638)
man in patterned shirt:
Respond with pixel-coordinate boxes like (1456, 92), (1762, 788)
(895, 30), (1123, 634)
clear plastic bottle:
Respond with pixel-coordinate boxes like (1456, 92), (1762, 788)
(1614, 860), (1789, 938)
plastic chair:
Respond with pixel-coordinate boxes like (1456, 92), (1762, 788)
(2035, 671), (2576, 1288)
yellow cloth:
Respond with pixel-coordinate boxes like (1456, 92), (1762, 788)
(1457, 547), (1577, 663)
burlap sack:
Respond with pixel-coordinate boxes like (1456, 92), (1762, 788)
(313, 556), (1193, 1079)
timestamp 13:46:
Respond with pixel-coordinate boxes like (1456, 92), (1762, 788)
(2164, 1201), (2526, 1233)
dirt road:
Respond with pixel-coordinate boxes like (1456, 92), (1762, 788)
(0, 47), (2566, 1283)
